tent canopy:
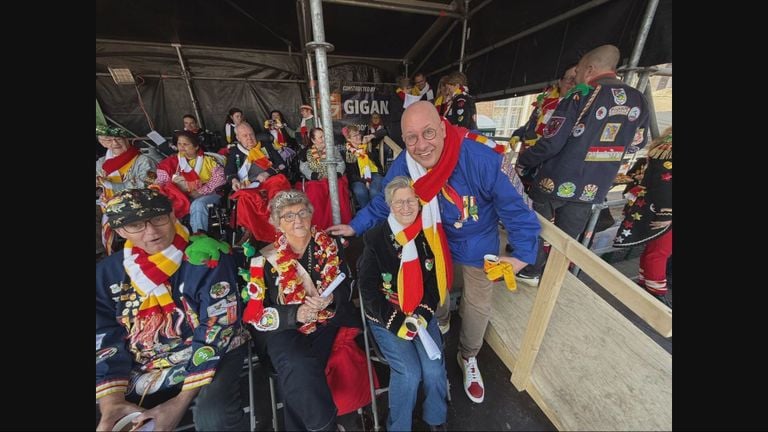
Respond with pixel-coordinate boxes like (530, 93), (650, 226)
(96, 0), (671, 139)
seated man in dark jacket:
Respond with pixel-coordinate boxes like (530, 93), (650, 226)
(96, 188), (248, 431)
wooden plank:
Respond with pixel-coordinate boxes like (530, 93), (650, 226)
(511, 249), (570, 390)
(536, 214), (672, 337)
(486, 272), (672, 431)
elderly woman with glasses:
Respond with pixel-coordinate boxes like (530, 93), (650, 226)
(242, 190), (356, 431)
(359, 176), (448, 431)
(96, 124), (158, 255)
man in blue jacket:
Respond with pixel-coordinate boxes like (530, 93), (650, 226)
(96, 189), (248, 431)
(515, 44), (650, 285)
(330, 101), (540, 404)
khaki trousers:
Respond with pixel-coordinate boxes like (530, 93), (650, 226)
(436, 263), (496, 358)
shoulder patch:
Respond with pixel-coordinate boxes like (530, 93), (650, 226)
(611, 88), (627, 105)
(542, 116), (566, 138)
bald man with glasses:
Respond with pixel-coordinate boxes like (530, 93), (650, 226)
(330, 101), (540, 404)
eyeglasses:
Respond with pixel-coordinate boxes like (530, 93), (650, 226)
(121, 214), (172, 233)
(279, 208), (312, 222)
(402, 127), (437, 147)
(391, 198), (419, 210)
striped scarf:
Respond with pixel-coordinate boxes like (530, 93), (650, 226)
(100, 146), (140, 200)
(177, 152), (203, 191)
(123, 222), (189, 350)
(388, 213), (424, 314)
(405, 119), (463, 306)
(346, 141), (378, 182)
(99, 147), (140, 255)
(248, 144), (272, 170)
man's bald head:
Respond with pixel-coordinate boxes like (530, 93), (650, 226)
(575, 44), (621, 84)
(235, 122), (257, 148)
(401, 101), (446, 169)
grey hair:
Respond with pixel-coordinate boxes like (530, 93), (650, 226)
(384, 176), (415, 206)
(268, 190), (314, 228)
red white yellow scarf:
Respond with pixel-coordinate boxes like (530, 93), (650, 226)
(100, 146), (140, 200)
(346, 140), (378, 182)
(247, 144), (272, 170)
(388, 213), (424, 314)
(406, 119), (465, 305)
(177, 151), (204, 191)
(122, 222), (189, 349)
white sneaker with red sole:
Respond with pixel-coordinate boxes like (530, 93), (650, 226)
(457, 352), (485, 403)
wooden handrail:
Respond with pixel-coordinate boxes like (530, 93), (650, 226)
(536, 213), (672, 337)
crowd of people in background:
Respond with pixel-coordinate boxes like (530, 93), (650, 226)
(96, 43), (669, 431)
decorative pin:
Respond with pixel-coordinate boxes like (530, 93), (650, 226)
(469, 196), (479, 221)
(382, 272), (393, 290)
(454, 221), (463, 229)
(425, 258), (434, 271)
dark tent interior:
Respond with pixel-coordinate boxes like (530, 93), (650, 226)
(96, 0), (671, 145)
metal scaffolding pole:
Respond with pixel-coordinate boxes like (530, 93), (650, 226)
(428, 0), (612, 77)
(172, 43), (205, 130)
(322, 0), (462, 18)
(623, 0), (660, 88)
(299, 0), (321, 123)
(308, 0), (342, 225)
(458, 0), (469, 72)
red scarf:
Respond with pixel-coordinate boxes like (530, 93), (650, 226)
(389, 215), (424, 314)
(413, 119), (465, 208)
(102, 146), (139, 174)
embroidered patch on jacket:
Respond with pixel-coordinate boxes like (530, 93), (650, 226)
(628, 106), (641, 121)
(572, 123), (586, 137)
(207, 299), (236, 317)
(611, 88), (627, 105)
(254, 307), (280, 331)
(632, 128), (645, 145)
(204, 325), (222, 344)
(96, 347), (118, 364)
(192, 346), (217, 366)
(210, 281), (230, 299)
(600, 123), (622, 142)
(543, 116), (566, 138)
(608, 105), (630, 116)
(556, 182), (576, 198)
(595, 106), (607, 120)
(539, 177), (555, 193)
(579, 184), (599, 201)
(585, 146), (623, 161)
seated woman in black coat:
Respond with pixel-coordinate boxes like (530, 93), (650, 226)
(359, 176), (448, 431)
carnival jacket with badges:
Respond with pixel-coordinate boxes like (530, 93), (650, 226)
(359, 223), (440, 334)
(444, 93), (478, 130)
(350, 134), (540, 267)
(518, 77), (650, 204)
(96, 252), (246, 399)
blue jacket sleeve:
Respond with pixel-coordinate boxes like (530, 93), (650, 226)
(349, 152), (409, 235)
(491, 157), (541, 264)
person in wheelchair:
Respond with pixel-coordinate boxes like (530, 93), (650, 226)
(224, 122), (292, 244)
(96, 189), (248, 432)
(154, 130), (226, 235)
(242, 190), (357, 431)
(358, 176), (448, 431)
